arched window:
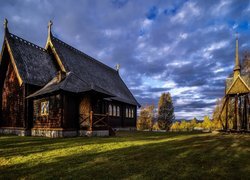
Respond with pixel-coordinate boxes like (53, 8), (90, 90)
(113, 106), (116, 116)
(109, 105), (112, 116)
(128, 108), (131, 118)
(126, 108), (128, 118)
(117, 106), (120, 116)
(131, 109), (134, 118)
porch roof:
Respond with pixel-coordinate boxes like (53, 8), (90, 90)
(27, 72), (115, 98)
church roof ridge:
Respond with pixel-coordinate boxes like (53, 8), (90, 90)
(8, 33), (47, 52)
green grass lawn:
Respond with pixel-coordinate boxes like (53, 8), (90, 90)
(0, 131), (249, 179)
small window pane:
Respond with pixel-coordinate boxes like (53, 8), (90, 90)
(113, 106), (116, 116)
(131, 109), (134, 118)
(109, 105), (112, 116)
(126, 108), (128, 118)
(117, 106), (120, 116)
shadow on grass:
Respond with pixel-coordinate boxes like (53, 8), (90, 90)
(0, 131), (201, 158)
(0, 132), (249, 179)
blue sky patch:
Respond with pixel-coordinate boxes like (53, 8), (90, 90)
(238, 21), (249, 31)
(146, 6), (159, 20)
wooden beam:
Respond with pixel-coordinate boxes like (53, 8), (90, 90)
(89, 111), (93, 131)
(5, 40), (23, 86)
(219, 96), (228, 130)
(46, 41), (66, 72)
(234, 95), (240, 131)
(239, 96), (242, 130)
(225, 97), (229, 130)
(247, 95), (250, 131)
(243, 95), (247, 129)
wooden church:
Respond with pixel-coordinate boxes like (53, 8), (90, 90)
(0, 19), (140, 137)
(219, 35), (250, 132)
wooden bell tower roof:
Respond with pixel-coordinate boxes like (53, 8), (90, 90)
(233, 34), (240, 79)
(225, 35), (250, 95)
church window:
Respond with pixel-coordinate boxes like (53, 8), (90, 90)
(41, 101), (49, 116)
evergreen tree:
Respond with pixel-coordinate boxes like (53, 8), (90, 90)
(157, 92), (175, 130)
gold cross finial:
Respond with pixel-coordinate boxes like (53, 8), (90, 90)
(115, 64), (120, 71)
(4, 18), (8, 29)
(48, 20), (53, 30)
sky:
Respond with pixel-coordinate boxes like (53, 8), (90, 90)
(0, 0), (250, 119)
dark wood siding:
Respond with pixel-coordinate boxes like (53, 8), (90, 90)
(103, 101), (136, 128)
(31, 93), (137, 130)
(79, 94), (91, 116)
(123, 105), (136, 127)
(33, 94), (63, 128)
(0, 62), (24, 127)
(62, 94), (78, 129)
(25, 84), (41, 129)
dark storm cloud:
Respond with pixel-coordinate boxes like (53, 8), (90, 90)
(0, 0), (249, 119)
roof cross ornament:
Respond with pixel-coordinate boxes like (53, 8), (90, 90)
(48, 20), (53, 33)
(4, 18), (8, 29)
(115, 64), (120, 72)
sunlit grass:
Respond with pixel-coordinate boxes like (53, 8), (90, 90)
(0, 131), (249, 179)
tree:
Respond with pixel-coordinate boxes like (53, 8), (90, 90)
(212, 99), (223, 129)
(212, 98), (235, 130)
(190, 117), (197, 130)
(179, 120), (188, 131)
(137, 105), (154, 131)
(170, 121), (180, 131)
(202, 116), (212, 130)
(157, 92), (175, 130)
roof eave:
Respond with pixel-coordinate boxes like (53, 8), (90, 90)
(4, 36), (23, 86)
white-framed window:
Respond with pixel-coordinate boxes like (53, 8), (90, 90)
(41, 101), (49, 116)
(113, 106), (116, 116)
(125, 107), (134, 118)
(108, 104), (112, 116)
(117, 106), (120, 116)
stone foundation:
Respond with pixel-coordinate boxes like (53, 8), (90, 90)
(78, 130), (109, 137)
(114, 127), (136, 131)
(0, 127), (111, 137)
(0, 127), (30, 136)
(31, 128), (109, 137)
(31, 128), (77, 138)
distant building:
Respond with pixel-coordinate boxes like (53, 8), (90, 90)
(0, 19), (140, 137)
(221, 35), (250, 131)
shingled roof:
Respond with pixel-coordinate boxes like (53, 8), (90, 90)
(27, 71), (115, 98)
(225, 56), (250, 93)
(3, 31), (57, 86)
(48, 35), (140, 106)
